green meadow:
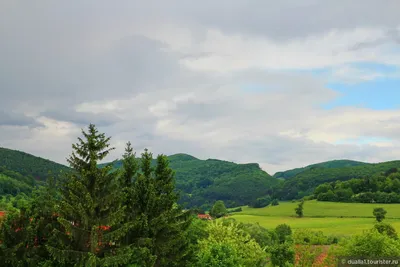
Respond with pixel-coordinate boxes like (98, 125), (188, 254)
(230, 200), (400, 236)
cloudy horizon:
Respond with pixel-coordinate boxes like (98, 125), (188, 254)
(1, 0), (400, 175)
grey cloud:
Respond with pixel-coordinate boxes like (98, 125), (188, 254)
(40, 109), (121, 127)
(179, 52), (216, 60)
(349, 28), (400, 51)
(0, 110), (43, 127)
(161, 0), (400, 41)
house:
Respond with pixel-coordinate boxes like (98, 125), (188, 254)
(197, 214), (212, 220)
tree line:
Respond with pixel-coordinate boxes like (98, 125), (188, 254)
(271, 162), (400, 200)
(313, 170), (400, 203)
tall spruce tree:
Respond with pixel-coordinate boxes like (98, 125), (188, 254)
(121, 146), (193, 266)
(151, 154), (193, 266)
(46, 124), (134, 266)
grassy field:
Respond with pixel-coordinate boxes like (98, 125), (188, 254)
(230, 200), (400, 236)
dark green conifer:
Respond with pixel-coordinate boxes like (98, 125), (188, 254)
(46, 124), (133, 266)
(121, 146), (193, 266)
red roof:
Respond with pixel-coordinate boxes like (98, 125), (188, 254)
(197, 214), (212, 220)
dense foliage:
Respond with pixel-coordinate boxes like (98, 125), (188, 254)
(273, 159), (367, 179)
(313, 170), (400, 203)
(336, 228), (400, 257)
(273, 161), (400, 200)
(0, 173), (33, 196)
(104, 154), (279, 210)
(196, 221), (267, 267)
(0, 149), (68, 199)
(249, 195), (272, 208)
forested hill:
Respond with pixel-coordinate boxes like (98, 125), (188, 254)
(274, 160), (400, 200)
(0, 147), (70, 181)
(103, 153), (278, 210)
(273, 159), (367, 179)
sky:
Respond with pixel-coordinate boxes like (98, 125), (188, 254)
(1, 0), (400, 175)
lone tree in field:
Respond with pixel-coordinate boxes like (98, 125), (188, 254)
(210, 200), (228, 218)
(295, 200), (304, 218)
(373, 207), (387, 222)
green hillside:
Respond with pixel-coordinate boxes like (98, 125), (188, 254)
(0, 147), (70, 181)
(104, 153), (278, 209)
(0, 172), (33, 196)
(274, 160), (400, 200)
(273, 159), (367, 179)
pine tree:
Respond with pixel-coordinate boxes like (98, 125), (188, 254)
(46, 124), (134, 266)
(151, 154), (193, 266)
(121, 142), (138, 189)
(119, 143), (153, 266)
(122, 148), (193, 266)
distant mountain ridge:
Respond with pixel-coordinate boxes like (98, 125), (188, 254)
(2, 146), (400, 205)
(273, 159), (368, 179)
(103, 153), (277, 209)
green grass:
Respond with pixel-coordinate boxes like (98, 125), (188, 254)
(230, 200), (400, 236)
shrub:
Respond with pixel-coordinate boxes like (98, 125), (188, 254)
(210, 200), (228, 218)
(374, 222), (398, 239)
(269, 242), (295, 267)
(249, 195), (271, 208)
(197, 221), (267, 267)
(275, 224), (292, 244)
(336, 228), (400, 257)
(271, 199), (279, 206)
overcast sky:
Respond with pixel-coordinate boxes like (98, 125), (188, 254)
(1, 0), (400, 175)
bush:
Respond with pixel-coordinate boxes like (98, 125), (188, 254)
(197, 221), (267, 267)
(269, 242), (295, 267)
(336, 228), (400, 257)
(271, 199), (279, 206)
(317, 190), (337, 201)
(210, 200), (228, 218)
(249, 195), (271, 208)
(374, 222), (398, 239)
(293, 229), (339, 245)
(240, 223), (276, 249)
(275, 224), (292, 244)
